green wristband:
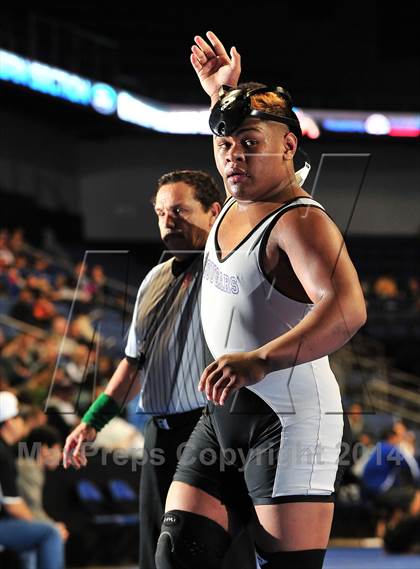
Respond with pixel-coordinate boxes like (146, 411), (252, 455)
(82, 393), (120, 432)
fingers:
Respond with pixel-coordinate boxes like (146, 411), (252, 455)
(191, 32), (237, 83)
(62, 437), (75, 469)
(194, 35), (216, 60)
(191, 45), (207, 66)
(191, 45), (221, 76)
(191, 48), (219, 78)
(73, 433), (87, 467)
(204, 367), (223, 400)
(219, 377), (236, 406)
(230, 46), (241, 70)
(206, 31), (229, 58)
(198, 360), (218, 392)
(212, 374), (235, 404)
(63, 432), (87, 470)
(190, 53), (201, 74)
(200, 361), (239, 405)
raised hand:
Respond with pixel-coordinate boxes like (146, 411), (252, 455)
(190, 31), (241, 103)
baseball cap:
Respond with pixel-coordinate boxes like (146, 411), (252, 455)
(0, 391), (20, 423)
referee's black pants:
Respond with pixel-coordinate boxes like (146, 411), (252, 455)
(139, 409), (203, 569)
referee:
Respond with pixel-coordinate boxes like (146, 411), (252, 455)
(63, 170), (224, 569)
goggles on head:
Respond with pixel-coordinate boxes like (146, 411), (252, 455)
(209, 85), (302, 139)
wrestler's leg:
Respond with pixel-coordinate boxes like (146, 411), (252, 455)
(166, 480), (229, 530)
(155, 482), (231, 569)
(252, 502), (333, 568)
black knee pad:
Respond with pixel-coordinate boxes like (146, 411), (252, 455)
(257, 548), (326, 569)
(155, 510), (231, 569)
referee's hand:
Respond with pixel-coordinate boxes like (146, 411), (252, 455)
(63, 422), (97, 470)
(198, 351), (267, 406)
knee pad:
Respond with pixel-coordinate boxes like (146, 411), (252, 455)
(155, 510), (230, 569)
(256, 548), (326, 569)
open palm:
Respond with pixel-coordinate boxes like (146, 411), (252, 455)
(190, 31), (241, 100)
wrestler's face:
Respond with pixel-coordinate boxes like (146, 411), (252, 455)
(213, 117), (298, 202)
(154, 182), (220, 253)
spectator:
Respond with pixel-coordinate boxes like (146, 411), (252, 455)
(406, 276), (420, 311)
(10, 288), (35, 325)
(0, 391), (65, 569)
(373, 275), (400, 299)
(68, 314), (95, 347)
(0, 368), (9, 391)
(8, 228), (25, 256)
(0, 327), (6, 351)
(361, 425), (420, 515)
(52, 273), (77, 303)
(65, 344), (92, 384)
(348, 402), (365, 439)
(50, 314), (68, 337)
(46, 374), (80, 440)
(371, 275), (403, 312)
(32, 255), (54, 287)
(68, 262), (91, 302)
(383, 489), (420, 553)
(30, 338), (60, 389)
(20, 404), (48, 434)
(26, 274), (50, 296)
(0, 230), (14, 268)
(96, 355), (115, 385)
(17, 425), (69, 543)
(32, 292), (56, 329)
(15, 254), (30, 279)
(50, 315), (78, 355)
(348, 403), (375, 479)
(4, 267), (25, 297)
(88, 264), (109, 306)
(0, 333), (39, 387)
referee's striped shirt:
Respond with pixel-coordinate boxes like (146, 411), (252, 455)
(125, 253), (210, 415)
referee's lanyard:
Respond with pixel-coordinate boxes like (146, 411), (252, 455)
(136, 254), (201, 370)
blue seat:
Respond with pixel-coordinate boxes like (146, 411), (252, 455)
(108, 479), (137, 502)
(107, 479), (139, 523)
(75, 478), (138, 525)
(75, 479), (110, 519)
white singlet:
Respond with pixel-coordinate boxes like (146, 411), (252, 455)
(201, 196), (344, 496)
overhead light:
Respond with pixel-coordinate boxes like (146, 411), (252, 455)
(365, 114), (391, 135)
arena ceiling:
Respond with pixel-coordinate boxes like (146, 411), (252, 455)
(1, 2), (418, 138)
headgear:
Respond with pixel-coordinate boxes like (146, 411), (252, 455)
(209, 84), (302, 139)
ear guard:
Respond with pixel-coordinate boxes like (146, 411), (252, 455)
(295, 160), (311, 186)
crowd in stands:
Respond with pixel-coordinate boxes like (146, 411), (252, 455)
(361, 274), (420, 315)
(342, 404), (420, 553)
(1, 228), (143, 565)
(0, 227), (141, 446)
(1, 228), (113, 325)
(360, 274), (420, 377)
